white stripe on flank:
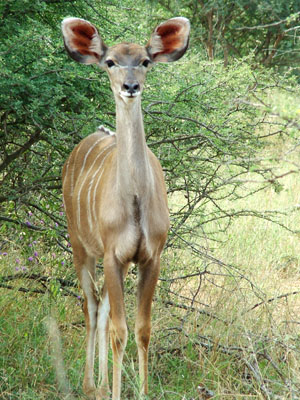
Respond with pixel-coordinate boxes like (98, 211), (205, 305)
(91, 148), (114, 226)
(86, 144), (114, 229)
(76, 143), (115, 231)
(70, 142), (84, 194)
(62, 158), (70, 212)
(78, 136), (108, 183)
(62, 157), (70, 189)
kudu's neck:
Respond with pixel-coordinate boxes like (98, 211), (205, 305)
(114, 96), (153, 198)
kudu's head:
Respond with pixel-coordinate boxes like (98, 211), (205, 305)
(62, 17), (190, 102)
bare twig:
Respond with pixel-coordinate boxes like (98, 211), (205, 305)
(235, 12), (300, 30)
(243, 290), (300, 315)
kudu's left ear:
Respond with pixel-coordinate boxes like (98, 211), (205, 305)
(62, 17), (107, 65)
(146, 17), (190, 63)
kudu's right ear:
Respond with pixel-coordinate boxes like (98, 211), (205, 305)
(146, 17), (190, 63)
(62, 17), (107, 65)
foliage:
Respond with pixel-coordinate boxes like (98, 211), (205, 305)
(156, 0), (300, 67)
(146, 58), (299, 248)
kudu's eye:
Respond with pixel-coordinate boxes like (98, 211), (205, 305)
(106, 60), (115, 68)
(142, 59), (151, 68)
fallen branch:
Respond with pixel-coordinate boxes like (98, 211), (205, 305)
(163, 299), (226, 324)
(0, 272), (77, 287)
(0, 273), (79, 299)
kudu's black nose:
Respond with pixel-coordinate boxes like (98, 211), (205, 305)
(123, 81), (140, 94)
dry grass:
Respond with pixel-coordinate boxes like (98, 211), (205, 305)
(154, 134), (300, 398)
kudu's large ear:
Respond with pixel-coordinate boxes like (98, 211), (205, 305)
(146, 17), (190, 63)
(62, 17), (107, 65)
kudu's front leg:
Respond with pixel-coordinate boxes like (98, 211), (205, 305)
(103, 252), (129, 400)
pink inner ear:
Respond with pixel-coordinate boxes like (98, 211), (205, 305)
(70, 22), (99, 58)
(155, 23), (182, 55)
(73, 24), (95, 37)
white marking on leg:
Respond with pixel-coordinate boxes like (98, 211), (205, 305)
(97, 292), (110, 386)
(81, 268), (98, 391)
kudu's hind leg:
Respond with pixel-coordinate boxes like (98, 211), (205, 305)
(96, 282), (111, 398)
(73, 246), (98, 398)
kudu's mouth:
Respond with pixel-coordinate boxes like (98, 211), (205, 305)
(119, 90), (141, 99)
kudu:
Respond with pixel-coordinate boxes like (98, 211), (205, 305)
(61, 16), (190, 400)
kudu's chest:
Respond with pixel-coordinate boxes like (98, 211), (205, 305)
(63, 130), (169, 262)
